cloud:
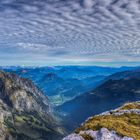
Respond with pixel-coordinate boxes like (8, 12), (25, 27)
(0, 0), (140, 65)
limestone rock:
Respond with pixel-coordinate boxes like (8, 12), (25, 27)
(0, 70), (64, 140)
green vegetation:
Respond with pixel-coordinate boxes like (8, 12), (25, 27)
(4, 113), (54, 139)
(120, 102), (140, 110)
(14, 114), (50, 131)
(14, 115), (24, 122)
(75, 103), (140, 140)
(81, 134), (93, 140)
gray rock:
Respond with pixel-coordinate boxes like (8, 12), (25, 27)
(0, 70), (64, 140)
(63, 133), (85, 140)
(64, 128), (134, 140)
(98, 109), (140, 117)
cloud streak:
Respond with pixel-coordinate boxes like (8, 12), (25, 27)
(0, 0), (140, 65)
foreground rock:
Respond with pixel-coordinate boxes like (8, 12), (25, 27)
(0, 70), (64, 140)
(64, 128), (133, 140)
(63, 102), (140, 140)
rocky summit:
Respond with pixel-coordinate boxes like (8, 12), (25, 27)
(0, 70), (64, 140)
(63, 102), (140, 140)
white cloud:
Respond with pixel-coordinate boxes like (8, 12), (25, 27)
(0, 0), (140, 65)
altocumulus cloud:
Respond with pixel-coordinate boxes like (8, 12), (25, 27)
(0, 0), (140, 65)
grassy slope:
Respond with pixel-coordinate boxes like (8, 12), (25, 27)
(75, 102), (140, 140)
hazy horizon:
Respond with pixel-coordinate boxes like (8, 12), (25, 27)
(0, 63), (140, 68)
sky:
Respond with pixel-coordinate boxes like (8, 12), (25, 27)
(0, 0), (140, 66)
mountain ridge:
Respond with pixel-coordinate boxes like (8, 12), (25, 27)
(0, 70), (64, 140)
(2, 66), (138, 106)
(57, 69), (140, 131)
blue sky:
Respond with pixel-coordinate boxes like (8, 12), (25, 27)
(0, 0), (140, 66)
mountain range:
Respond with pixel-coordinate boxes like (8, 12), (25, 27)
(57, 68), (140, 131)
(0, 66), (140, 139)
(2, 66), (138, 106)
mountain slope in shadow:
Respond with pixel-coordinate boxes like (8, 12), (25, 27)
(57, 69), (140, 131)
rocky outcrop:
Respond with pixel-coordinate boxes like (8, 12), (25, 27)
(0, 70), (64, 140)
(63, 133), (85, 140)
(64, 128), (134, 140)
(63, 102), (140, 140)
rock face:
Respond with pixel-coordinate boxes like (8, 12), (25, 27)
(63, 133), (85, 140)
(63, 102), (140, 140)
(64, 128), (134, 140)
(0, 70), (64, 140)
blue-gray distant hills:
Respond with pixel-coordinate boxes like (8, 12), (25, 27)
(57, 68), (140, 131)
(1, 66), (138, 106)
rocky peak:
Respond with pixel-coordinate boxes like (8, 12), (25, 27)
(0, 70), (50, 113)
(0, 70), (64, 140)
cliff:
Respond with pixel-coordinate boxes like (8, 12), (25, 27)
(0, 70), (64, 140)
